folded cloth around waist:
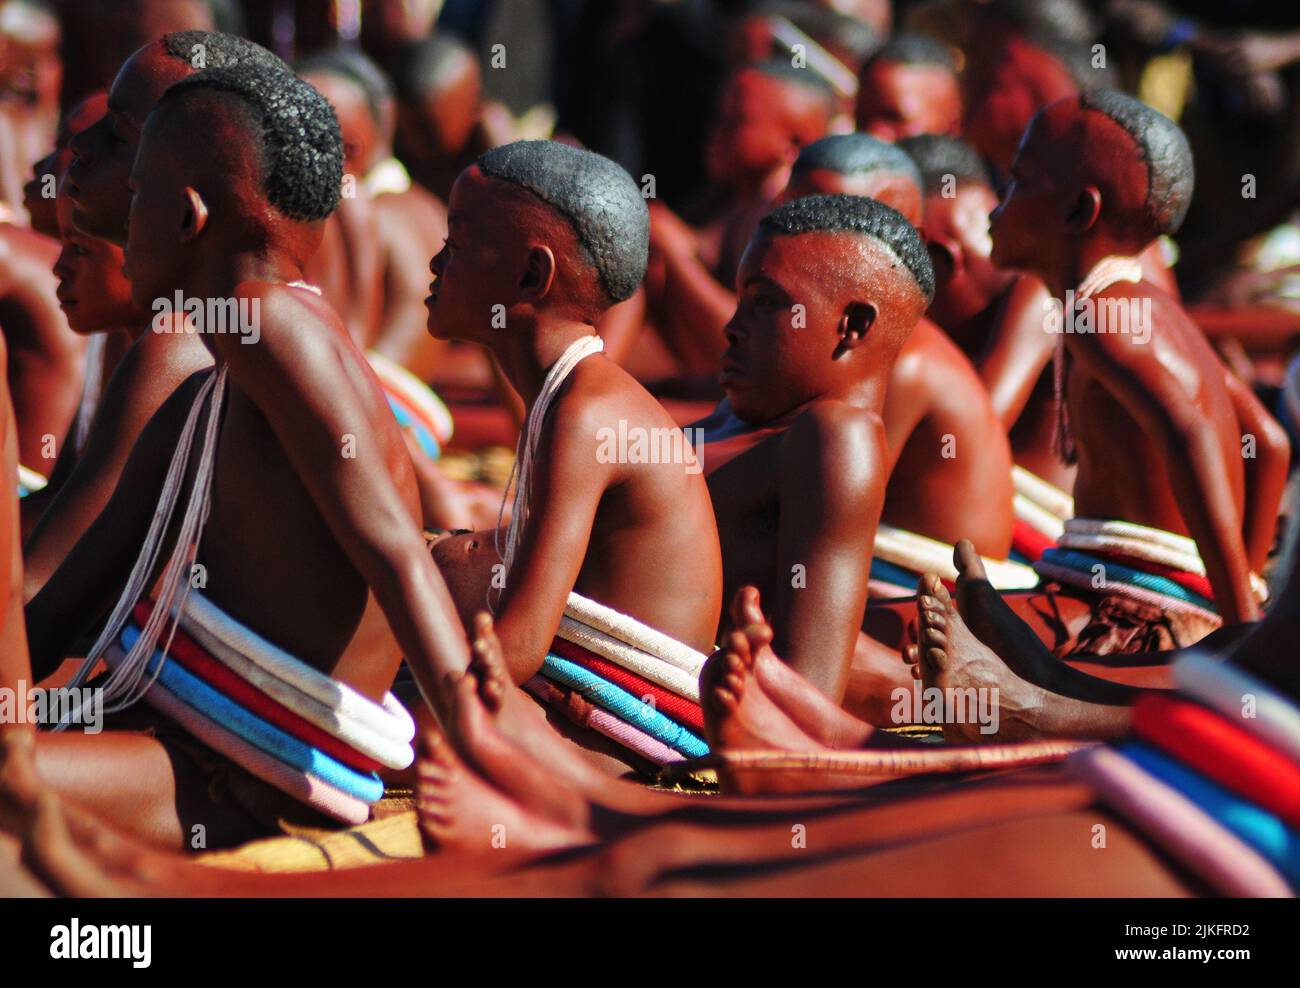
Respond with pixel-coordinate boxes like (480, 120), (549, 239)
(114, 622), (383, 823)
(531, 593), (712, 765)
(1174, 651), (1300, 765)
(1068, 745), (1293, 897)
(539, 655), (708, 759)
(524, 676), (688, 766)
(108, 593), (416, 824)
(366, 350), (454, 461)
(870, 524), (1039, 595)
(1011, 466), (1074, 561)
(1120, 740), (1300, 890)
(1133, 692), (1300, 828)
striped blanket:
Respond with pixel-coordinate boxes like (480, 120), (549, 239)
(868, 523), (1039, 600)
(1069, 651), (1300, 897)
(527, 592), (710, 767)
(103, 592), (416, 826)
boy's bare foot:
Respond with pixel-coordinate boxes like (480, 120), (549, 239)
(416, 720), (593, 857)
(701, 606), (827, 762)
(729, 587), (883, 747)
(913, 574), (1050, 743)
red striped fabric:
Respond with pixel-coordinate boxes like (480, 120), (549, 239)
(549, 636), (705, 732)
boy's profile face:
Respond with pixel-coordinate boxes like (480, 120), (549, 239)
(723, 228), (885, 423)
(68, 42), (190, 244)
(427, 166), (539, 345)
(989, 105), (1079, 275)
(24, 92), (108, 238)
(53, 186), (136, 334)
(706, 71), (809, 184)
(923, 183), (1008, 315)
(855, 61), (960, 141)
(779, 168), (921, 226)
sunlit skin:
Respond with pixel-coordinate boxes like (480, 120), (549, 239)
(0, 0), (61, 214)
(424, 165), (723, 692)
(23, 86), (475, 850)
(855, 60), (961, 141)
(989, 99), (1260, 628)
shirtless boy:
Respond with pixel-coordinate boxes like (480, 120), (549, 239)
(24, 64), (474, 849)
(425, 140), (723, 771)
(780, 134), (1016, 566)
(23, 32), (283, 593)
(693, 193), (933, 702)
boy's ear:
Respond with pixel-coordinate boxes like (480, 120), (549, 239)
(837, 301), (877, 350)
(519, 244), (557, 302)
(179, 187), (209, 243)
(1066, 185), (1101, 234)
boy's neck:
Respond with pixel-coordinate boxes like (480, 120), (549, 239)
(494, 317), (601, 408)
(1049, 238), (1147, 300)
(183, 245), (309, 303)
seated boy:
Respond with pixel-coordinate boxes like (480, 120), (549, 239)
(23, 32), (283, 593)
(854, 33), (961, 141)
(24, 64), (475, 849)
(426, 140), (724, 773)
(957, 90), (1274, 677)
(693, 193), (933, 702)
(779, 134), (1020, 579)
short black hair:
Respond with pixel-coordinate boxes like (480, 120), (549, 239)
(161, 64), (343, 222)
(985, 0), (1099, 46)
(864, 33), (955, 72)
(793, 134), (922, 189)
(898, 135), (991, 195)
(477, 140), (648, 304)
(1078, 89), (1194, 235)
(761, 194), (934, 301)
(160, 30), (285, 72)
(392, 34), (477, 102)
(746, 58), (837, 112)
(297, 47), (394, 128)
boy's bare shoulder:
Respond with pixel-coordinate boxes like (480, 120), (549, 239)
(782, 399), (886, 465)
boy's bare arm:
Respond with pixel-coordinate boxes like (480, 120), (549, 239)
(1070, 303), (1257, 624)
(773, 403), (884, 702)
(977, 276), (1056, 429)
(24, 374), (204, 679)
(218, 293), (472, 720)
(490, 390), (611, 682)
(24, 338), (210, 597)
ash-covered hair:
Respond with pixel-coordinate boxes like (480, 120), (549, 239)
(864, 33), (955, 71)
(477, 140), (648, 303)
(898, 134), (991, 195)
(752, 2), (883, 65)
(761, 194), (934, 301)
(793, 134), (922, 188)
(297, 47), (394, 128)
(160, 30), (285, 72)
(1079, 89), (1194, 235)
(161, 64), (343, 222)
